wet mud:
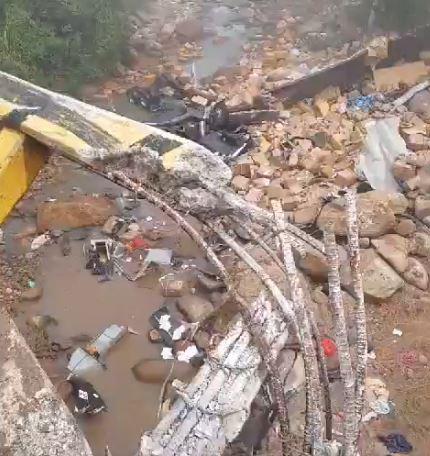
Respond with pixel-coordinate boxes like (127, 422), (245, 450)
(3, 158), (206, 456)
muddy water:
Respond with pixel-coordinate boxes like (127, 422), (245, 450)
(5, 158), (206, 456)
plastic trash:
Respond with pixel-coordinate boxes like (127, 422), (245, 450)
(85, 239), (114, 278)
(348, 94), (376, 112)
(69, 377), (107, 415)
(31, 234), (50, 250)
(68, 324), (127, 374)
(150, 306), (185, 346)
(358, 117), (407, 192)
(176, 344), (199, 363)
(393, 328), (403, 337)
(161, 347), (174, 360)
(378, 433), (413, 454)
(129, 248), (173, 281)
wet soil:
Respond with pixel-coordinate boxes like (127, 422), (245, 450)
(2, 157), (207, 456)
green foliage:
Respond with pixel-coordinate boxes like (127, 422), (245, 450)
(376, 0), (430, 31)
(0, 0), (128, 92)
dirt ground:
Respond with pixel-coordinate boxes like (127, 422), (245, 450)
(363, 285), (430, 456)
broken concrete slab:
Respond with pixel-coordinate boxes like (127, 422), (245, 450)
(0, 309), (93, 455)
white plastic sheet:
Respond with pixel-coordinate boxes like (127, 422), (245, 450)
(358, 117), (408, 192)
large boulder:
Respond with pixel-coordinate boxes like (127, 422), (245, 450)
(37, 196), (118, 232)
(371, 234), (409, 273)
(317, 192), (397, 238)
(360, 249), (404, 299)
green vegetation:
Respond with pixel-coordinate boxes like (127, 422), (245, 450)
(0, 0), (128, 92)
(375, 0), (430, 31)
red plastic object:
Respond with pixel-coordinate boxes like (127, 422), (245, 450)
(128, 237), (149, 251)
(322, 338), (337, 358)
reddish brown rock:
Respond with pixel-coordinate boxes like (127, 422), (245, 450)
(37, 196), (117, 232)
(266, 186), (288, 200)
(301, 148), (334, 174)
(360, 191), (408, 215)
(415, 196), (430, 219)
(371, 234), (409, 273)
(281, 195), (299, 211)
(293, 205), (320, 225)
(299, 253), (329, 282)
(406, 150), (430, 167)
(231, 175), (250, 192)
(256, 165), (275, 179)
(417, 165), (430, 193)
(245, 188), (264, 204)
(252, 178), (271, 189)
(317, 193), (396, 238)
(410, 232), (430, 256)
(232, 161), (253, 178)
(392, 161), (416, 182)
(405, 133), (430, 151)
(334, 169), (358, 187)
(176, 296), (214, 322)
(395, 219), (416, 236)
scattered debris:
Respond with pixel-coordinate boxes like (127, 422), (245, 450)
(31, 233), (50, 250)
(68, 324), (127, 374)
(378, 433), (413, 454)
(69, 377), (107, 415)
(392, 328), (403, 337)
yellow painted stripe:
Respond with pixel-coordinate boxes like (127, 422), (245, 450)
(91, 115), (154, 148)
(0, 129), (47, 224)
(162, 145), (189, 171)
(21, 115), (92, 158)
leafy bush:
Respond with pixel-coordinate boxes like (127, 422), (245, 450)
(0, 0), (128, 92)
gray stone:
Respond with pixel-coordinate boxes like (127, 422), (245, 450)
(410, 232), (430, 257)
(403, 258), (429, 290)
(318, 193), (396, 238)
(415, 196), (430, 220)
(178, 187), (223, 214)
(371, 234), (409, 273)
(360, 249), (404, 299)
(408, 89), (430, 121)
(176, 296), (214, 322)
(395, 219), (416, 237)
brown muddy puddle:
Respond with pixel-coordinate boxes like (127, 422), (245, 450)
(4, 158), (208, 456)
